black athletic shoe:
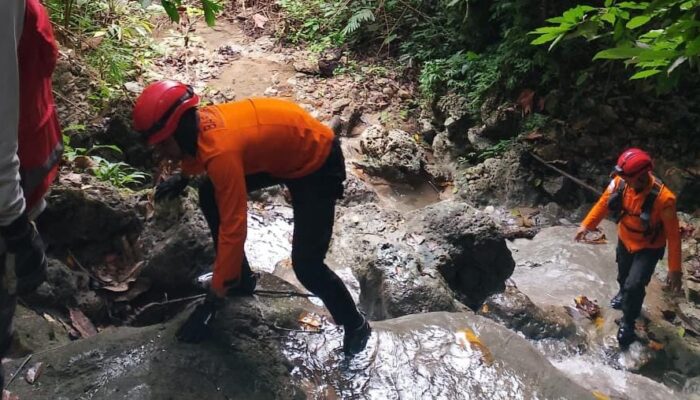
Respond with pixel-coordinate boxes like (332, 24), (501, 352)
(617, 322), (637, 349)
(343, 318), (371, 355)
(227, 272), (259, 296)
(610, 291), (623, 310)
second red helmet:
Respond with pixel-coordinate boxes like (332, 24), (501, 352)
(614, 148), (653, 178)
(132, 80), (200, 145)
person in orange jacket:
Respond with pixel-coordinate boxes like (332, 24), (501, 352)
(132, 81), (371, 355)
(574, 148), (682, 348)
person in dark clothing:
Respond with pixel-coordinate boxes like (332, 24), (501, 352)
(133, 80), (371, 355)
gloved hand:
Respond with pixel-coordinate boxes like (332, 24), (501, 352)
(666, 270), (683, 292)
(176, 293), (222, 343)
(573, 227), (590, 242)
(0, 213), (47, 295)
(154, 174), (189, 203)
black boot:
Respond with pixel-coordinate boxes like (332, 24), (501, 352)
(343, 317), (371, 355)
(610, 291), (623, 310)
(227, 272), (259, 296)
(617, 321), (637, 349)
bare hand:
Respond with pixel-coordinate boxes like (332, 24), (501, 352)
(666, 271), (683, 292)
(574, 227), (588, 242)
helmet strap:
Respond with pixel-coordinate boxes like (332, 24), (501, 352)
(173, 108), (200, 157)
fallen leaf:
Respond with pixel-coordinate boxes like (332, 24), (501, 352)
(101, 281), (131, 292)
(253, 13), (269, 29)
(678, 327), (686, 338)
(25, 362), (44, 384)
(456, 328), (494, 365)
(113, 278), (152, 302)
(481, 304), (489, 314)
(516, 89), (535, 116)
(592, 391), (610, 400)
(298, 312), (322, 332)
(69, 308), (97, 338)
(593, 316), (604, 329)
(648, 340), (665, 351)
(574, 295), (601, 320)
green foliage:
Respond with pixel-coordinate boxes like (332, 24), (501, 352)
(90, 157), (148, 188)
(159, 0), (222, 26)
(520, 113), (551, 133)
(63, 133), (145, 188)
(530, 0), (700, 89)
(46, 0), (157, 106)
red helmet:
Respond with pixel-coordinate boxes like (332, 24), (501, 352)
(133, 80), (200, 145)
(614, 148), (653, 178)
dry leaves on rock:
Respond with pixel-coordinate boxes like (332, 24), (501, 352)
(298, 312), (323, 332)
(574, 295), (601, 321)
(69, 308), (98, 338)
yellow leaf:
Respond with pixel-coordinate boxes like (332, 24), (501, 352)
(678, 327), (686, 338)
(593, 316), (604, 329)
(592, 390), (610, 400)
(456, 328), (494, 365)
(481, 304), (490, 314)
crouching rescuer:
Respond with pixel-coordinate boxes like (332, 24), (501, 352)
(575, 148), (682, 348)
(132, 81), (371, 355)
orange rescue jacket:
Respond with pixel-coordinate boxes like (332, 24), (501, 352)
(581, 175), (681, 272)
(182, 98), (334, 296)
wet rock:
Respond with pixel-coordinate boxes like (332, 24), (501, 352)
(139, 188), (215, 292)
(287, 311), (595, 399)
(356, 125), (424, 182)
(39, 176), (142, 266)
(6, 275), (311, 400)
(7, 275), (594, 400)
(481, 286), (577, 340)
(331, 200), (514, 319)
(338, 173), (379, 207)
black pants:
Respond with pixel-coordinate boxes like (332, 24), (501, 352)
(199, 140), (364, 329)
(0, 254), (17, 388)
(616, 241), (664, 325)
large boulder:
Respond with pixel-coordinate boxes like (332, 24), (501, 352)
(330, 200), (515, 319)
(5, 275), (595, 400)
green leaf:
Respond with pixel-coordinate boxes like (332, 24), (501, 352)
(201, 0), (221, 26)
(601, 11), (616, 25)
(605, 0), (614, 6)
(618, 2), (651, 10)
(594, 47), (644, 59)
(686, 37), (700, 56)
(161, 0), (180, 23)
(626, 15), (651, 29)
(532, 26), (570, 34)
(630, 69), (661, 79)
(531, 33), (558, 45)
